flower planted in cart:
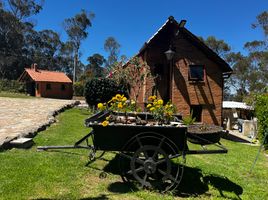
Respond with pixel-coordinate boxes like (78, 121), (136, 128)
(97, 94), (140, 126)
(147, 96), (177, 124)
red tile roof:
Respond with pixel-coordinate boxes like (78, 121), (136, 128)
(22, 68), (72, 83)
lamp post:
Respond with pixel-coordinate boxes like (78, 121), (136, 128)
(165, 46), (175, 102)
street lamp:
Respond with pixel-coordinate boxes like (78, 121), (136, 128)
(164, 46), (175, 61)
(164, 46), (175, 102)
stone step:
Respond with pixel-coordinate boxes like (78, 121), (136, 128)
(10, 137), (34, 149)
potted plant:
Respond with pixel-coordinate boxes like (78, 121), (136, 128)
(187, 123), (223, 145)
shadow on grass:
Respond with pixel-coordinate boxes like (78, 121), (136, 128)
(203, 175), (243, 200)
(95, 154), (243, 199)
(32, 194), (109, 200)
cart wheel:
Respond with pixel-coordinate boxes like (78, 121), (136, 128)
(119, 132), (185, 192)
(88, 149), (105, 161)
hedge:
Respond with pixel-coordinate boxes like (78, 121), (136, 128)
(84, 78), (127, 106)
(0, 79), (26, 93)
(255, 94), (268, 149)
(73, 81), (84, 96)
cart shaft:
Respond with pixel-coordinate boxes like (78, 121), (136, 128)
(186, 149), (228, 155)
(37, 145), (93, 151)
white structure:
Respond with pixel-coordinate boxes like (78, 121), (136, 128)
(222, 101), (253, 110)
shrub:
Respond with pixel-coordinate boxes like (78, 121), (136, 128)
(0, 79), (26, 93)
(73, 81), (84, 96)
(84, 78), (127, 106)
(255, 94), (268, 149)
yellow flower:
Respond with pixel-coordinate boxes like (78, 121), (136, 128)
(118, 102), (123, 109)
(122, 97), (127, 102)
(131, 100), (136, 105)
(157, 99), (163, 105)
(150, 107), (155, 111)
(148, 95), (157, 101)
(146, 104), (152, 108)
(101, 120), (109, 127)
(97, 103), (104, 110)
(116, 94), (122, 100)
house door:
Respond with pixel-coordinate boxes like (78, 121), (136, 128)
(26, 82), (36, 96)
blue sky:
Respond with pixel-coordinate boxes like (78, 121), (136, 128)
(33, 0), (267, 64)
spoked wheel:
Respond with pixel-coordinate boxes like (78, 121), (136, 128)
(119, 132), (185, 192)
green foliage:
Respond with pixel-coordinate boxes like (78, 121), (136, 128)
(73, 81), (84, 96)
(182, 111), (196, 125)
(84, 78), (127, 106)
(255, 93), (268, 149)
(200, 35), (231, 58)
(0, 79), (25, 93)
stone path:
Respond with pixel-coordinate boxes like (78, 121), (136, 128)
(0, 97), (79, 148)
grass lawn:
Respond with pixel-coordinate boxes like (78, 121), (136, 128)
(0, 108), (267, 200)
(0, 91), (33, 98)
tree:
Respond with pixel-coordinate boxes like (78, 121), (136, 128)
(226, 52), (252, 101)
(63, 9), (94, 83)
(252, 11), (268, 38)
(110, 57), (156, 102)
(86, 53), (105, 77)
(7, 0), (43, 20)
(104, 36), (120, 68)
(24, 29), (62, 70)
(0, 8), (25, 79)
(200, 36), (231, 59)
(242, 11), (268, 95)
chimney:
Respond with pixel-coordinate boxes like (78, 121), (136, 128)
(31, 63), (38, 71)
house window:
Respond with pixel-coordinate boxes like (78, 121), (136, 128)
(191, 105), (202, 122)
(189, 65), (204, 81)
(46, 83), (51, 90)
(61, 84), (66, 91)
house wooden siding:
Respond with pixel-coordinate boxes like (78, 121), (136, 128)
(128, 17), (232, 125)
(35, 81), (73, 99)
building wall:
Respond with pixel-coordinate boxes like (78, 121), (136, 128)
(35, 82), (73, 99)
(136, 34), (224, 125)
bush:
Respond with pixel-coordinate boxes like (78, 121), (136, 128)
(73, 82), (84, 96)
(255, 94), (268, 149)
(84, 78), (127, 106)
(0, 79), (26, 93)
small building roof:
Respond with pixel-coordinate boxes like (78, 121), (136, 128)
(19, 68), (72, 83)
(222, 101), (253, 110)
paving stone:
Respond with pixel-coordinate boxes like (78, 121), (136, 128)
(10, 137), (33, 149)
(0, 97), (79, 149)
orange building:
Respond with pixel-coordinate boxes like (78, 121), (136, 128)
(19, 64), (73, 99)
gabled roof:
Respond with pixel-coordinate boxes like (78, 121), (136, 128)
(138, 16), (233, 73)
(19, 68), (72, 83)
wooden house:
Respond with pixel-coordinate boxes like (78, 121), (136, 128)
(19, 64), (73, 99)
(129, 16), (232, 125)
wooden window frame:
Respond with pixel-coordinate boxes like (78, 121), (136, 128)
(188, 65), (205, 82)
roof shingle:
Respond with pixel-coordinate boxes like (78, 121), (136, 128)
(23, 68), (72, 83)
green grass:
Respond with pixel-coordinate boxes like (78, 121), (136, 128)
(0, 91), (33, 98)
(0, 108), (267, 200)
